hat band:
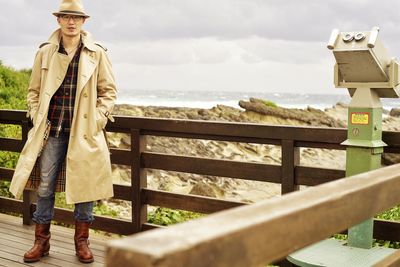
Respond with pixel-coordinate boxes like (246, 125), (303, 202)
(58, 10), (86, 15)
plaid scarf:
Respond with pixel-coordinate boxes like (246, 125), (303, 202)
(26, 160), (66, 193)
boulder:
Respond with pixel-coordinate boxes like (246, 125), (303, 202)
(239, 98), (346, 127)
(189, 181), (225, 198)
(390, 108), (400, 117)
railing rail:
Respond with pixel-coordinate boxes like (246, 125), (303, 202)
(1, 109), (400, 240)
(106, 163), (400, 266)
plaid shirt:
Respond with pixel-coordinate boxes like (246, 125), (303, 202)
(47, 41), (82, 137)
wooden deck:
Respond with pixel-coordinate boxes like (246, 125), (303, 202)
(0, 213), (115, 267)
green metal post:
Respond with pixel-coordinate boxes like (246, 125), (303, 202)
(342, 88), (386, 249)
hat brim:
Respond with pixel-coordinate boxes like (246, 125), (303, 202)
(53, 11), (90, 18)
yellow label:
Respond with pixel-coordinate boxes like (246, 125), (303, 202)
(351, 112), (369, 125)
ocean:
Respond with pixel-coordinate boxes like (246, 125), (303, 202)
(116, 90), (400, 111)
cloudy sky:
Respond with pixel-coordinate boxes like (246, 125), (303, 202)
(1, 0), (400, 94)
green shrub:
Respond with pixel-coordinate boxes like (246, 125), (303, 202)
(0, 181), (13, 198)
(148, 207), (203, 226)
(93, 202), (119, 217)
(0, 63), (29, 171)
(377, 205), (400, 221)
(0, 64), (30, 110)
(0, 64), (29, 198)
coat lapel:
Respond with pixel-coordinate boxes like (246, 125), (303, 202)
(44, 29), (70, 98)
(76, 31), (98, 96)
(47, 52), (70, 96)
(77, 49), (97, 96)
(34, 49), (69, 129)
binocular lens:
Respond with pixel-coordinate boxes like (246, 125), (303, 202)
(343, 33), (354, 42)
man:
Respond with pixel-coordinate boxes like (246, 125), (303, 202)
(9, 0), (117, 263)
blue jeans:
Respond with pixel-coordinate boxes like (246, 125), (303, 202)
(33, 133), (94, 224)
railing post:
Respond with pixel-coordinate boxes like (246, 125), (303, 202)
(281, 139), (300, 195)
(21, 119), (36, 225)
(21, 119), (29, 143)
(22, 190), (36, 225)
(131, 129), (147, 233)
(279, 259), (295, 267)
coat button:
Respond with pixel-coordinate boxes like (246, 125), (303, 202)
(83, 93), (88, 97)
(83, 134), (87, 139)
(83, 114), (88, 119)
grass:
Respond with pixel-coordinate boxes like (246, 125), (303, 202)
(262, 99), (278, 108)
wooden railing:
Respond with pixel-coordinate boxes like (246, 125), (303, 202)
(106, 163), (400, 266)
(1, 109), (400, 241)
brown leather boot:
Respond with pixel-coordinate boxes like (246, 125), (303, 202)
(23, 223), (51, 263)
(74, 221), (94, 263)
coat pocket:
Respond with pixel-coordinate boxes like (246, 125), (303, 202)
(95, 109), (108, 132)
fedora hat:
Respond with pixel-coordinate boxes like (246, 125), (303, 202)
(53, 0), (90, 18)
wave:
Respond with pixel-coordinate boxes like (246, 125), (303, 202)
(115, 89), (398, 110)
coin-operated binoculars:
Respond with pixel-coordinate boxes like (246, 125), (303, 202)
(329, 26), (400, 249)
(288, 27), (399, 266)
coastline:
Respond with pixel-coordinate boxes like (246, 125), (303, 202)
(116, 90), (400, 111)
(116, 90), (353, 110)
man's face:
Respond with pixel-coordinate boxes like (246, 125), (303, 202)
(57, 15), (86, 37)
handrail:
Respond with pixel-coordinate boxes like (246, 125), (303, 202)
(106, 163), (400, 267)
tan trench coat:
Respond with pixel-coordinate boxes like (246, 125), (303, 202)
(9, 29), (117, 204)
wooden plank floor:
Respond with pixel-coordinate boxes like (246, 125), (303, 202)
(0, 213), (115, 267)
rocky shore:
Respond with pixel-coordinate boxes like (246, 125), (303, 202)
(105, 98), (400, 219)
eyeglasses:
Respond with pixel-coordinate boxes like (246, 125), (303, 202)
(59, 15), (84, 22)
